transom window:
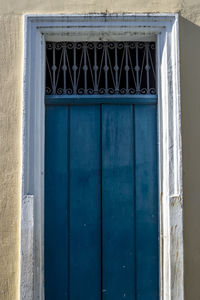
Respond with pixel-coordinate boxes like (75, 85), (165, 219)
(45, 41), (156, 96)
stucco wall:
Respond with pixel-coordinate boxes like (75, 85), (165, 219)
(0, 0), (200, 299)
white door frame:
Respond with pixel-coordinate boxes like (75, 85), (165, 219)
(21, 14), (183, 300)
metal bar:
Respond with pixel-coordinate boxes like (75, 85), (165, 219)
(114, 43), (119, 93)
(135, 43), (140, 93)
(73, 44), (77, 94)
(86, 46), (95, 89)
(145, 43), (150, 93)
(45, 95), (158, 105)
(139, 48), (145, 91)
(46, 55), (53, 95)
(118, 46), (125, 89)
(63, 46), (67, 94)
(46, 94), (157, 99)
(83, 43), (88, 94)
(94, 43), (98, 93)
(125, 43), (129, 92)
(104, 44), (108, 94)
(52, 43), (56, 94)
(128, 47), (137, 89)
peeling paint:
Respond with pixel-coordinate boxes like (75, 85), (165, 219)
(170, 195), (184, 299)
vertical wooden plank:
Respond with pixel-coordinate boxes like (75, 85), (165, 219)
(70, 105), (101, 300)
(102, 104), (135, 300)
(45, 106), (68, 299)
(134, 104), (159, 299)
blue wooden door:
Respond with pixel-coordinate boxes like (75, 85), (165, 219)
(45, 97), (159, 299)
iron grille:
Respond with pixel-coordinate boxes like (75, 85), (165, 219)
(46, 41), (156, 96)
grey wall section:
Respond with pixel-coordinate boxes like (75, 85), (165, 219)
(180, 17), (200, 300)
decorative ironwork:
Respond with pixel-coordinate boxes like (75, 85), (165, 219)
(46, 41), (156, 95)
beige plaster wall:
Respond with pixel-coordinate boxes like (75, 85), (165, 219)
(0, 0), (200, 299)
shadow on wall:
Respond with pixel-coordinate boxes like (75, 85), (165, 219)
(179, 16), (200, 300)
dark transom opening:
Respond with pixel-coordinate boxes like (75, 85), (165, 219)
(45, 41), (156, 96)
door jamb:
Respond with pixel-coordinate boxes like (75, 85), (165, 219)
(21, 13), (183, 300)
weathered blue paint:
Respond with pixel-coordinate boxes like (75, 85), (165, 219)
(69, 106), (101, 299)
(45, 98), (159, 299)
(45, 106), (69, 299)
(45, 95), (157, 106)
(102, 105), (135, 299)
(134, 105), (159, 299)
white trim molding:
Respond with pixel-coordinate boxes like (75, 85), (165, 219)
(21, 14), (183, 300)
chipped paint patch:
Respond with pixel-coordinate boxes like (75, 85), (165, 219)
(170, 196), (184, 299)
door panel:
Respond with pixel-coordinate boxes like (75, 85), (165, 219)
(45, 106), (69, 299)
(134, 105), (159, 299)
(45, 103), (159, 299)
(102, 105), (135, 299)
(70, 105), (101, 299)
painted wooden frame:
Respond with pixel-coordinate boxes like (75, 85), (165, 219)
(21, 14), (183, 300)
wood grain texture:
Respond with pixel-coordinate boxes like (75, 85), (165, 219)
(135, 104), (159, 299)
(70, 105), (101, 300)
(102, 104), (135, 299)
(45, 103), (159, 299)
(45, 106), (69, 299)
